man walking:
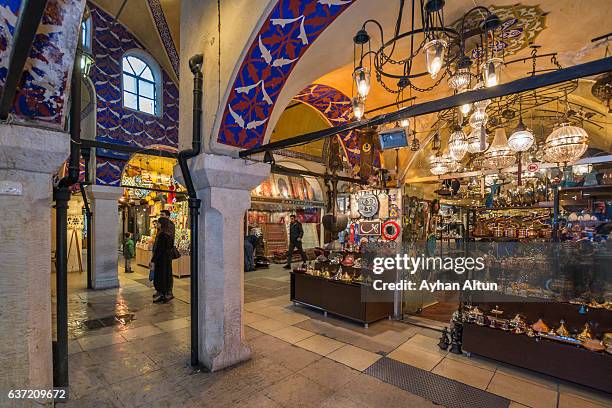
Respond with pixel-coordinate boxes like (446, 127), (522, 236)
(283, 215), (307, 270)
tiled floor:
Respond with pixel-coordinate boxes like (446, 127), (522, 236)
(52, 263), (612, 408)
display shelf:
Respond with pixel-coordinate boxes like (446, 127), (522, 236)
(462, 323), (611, 393)
(290, 272), (393, 327)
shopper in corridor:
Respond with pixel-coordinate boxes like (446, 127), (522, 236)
(284, 214), (307, 269)
(151, 217), (174, 303)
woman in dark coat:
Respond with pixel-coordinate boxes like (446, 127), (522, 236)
(152, 217), (174, 303)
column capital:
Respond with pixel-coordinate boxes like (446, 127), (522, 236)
(0, 124), (69, 174)
(86, 184), (124, 200)
(182, 153), (270, 192)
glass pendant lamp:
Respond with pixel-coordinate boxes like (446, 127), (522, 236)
(430, 152), (451, 175)
(482, 57), (503, 87)
(467, 127), (488, 153)
(352, 96), (365, 120)
(483, 127), (516, 169)
(424, 39), (447, 79)
(543, 123), (589, 164)
(508, 117), (534, 153)
(468, 109), (488, 129)
(353, 67), (371, 99)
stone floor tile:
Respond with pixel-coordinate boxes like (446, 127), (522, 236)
(154, 317), (190, 332)
(248, 333), (294, 358)
(120, 324), (164, 341)
(246, 318), (289, 334)
(326, 345), (382, 371)
(232, 392), (283, 408)
(244, 326), (265, 341)
(431, 357), (494, 389)
(269, 325), (315, 344)
(319, 393), (370, 408)
(269, 311), (311, 325)
(509, 403), (530, 408)
(298, 357), (361, 388)
(335, 373), (438, 408)
(559, 393), (611, 408)
(495, 362), (559, 390)
(68, 339), (83, 355)
(266, 343), (323, 372)
(63, 386), (124, 408)
(295, 334), (346, 356)
(444, 350), (499, 371)
(396, 333), (448, 357)
(96, 353), (159, 384)
(487, 372), (558, 408)
(264, 373), (334, 408)
(110, 368), (189, 407)
(243, 311), (268, 324)
(386, 347), (444, 371)
(77, 332), (126, 351)
(557, 381), (612, 408)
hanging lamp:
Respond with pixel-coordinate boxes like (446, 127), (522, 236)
(543, 123), (589, 164)
(448, 124), (468, 161)
(430, 151), (451, 175)
(483, 127), (516, 169)
(467, 127), (488, 153)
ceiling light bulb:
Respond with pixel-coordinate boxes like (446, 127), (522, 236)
(399, 118), (410, 128)
(424, 39), (447, 79)
(353, 67), (371, 99)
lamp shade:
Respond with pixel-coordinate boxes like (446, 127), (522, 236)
(472, 81), (491, 109)
(430, 153), (451, 175)
(483, 127), (516, 169)
(482, 57), (503, 87)
(352, 96), (365, 120)
(468, 109), (488, 128)
(467, 127), (488, 153)
(543, 123), (588, 164)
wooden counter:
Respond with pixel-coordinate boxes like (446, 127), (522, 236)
(136, 246), (191, 278)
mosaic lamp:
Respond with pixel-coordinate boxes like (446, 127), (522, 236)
(483, 127), (516, 169)
(448, 125), (468, 161)
(448, 56), (472, 90)
(472, 81), (491, 110)
(353, 67), (371, 99)
(424, 39), (447, 79)
(543, 123), (589, 164)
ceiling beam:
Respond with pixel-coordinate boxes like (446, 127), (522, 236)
(0, 0), (48, 120)
(239, 56), (612, 158)
(80, 139), (178, 159)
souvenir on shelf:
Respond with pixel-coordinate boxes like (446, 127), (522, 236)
(582, 339), (605, 352)
(378, 191), (389, 219)
(577, 323), (593, 340)
(532, 318), (550, 333)
(555, 320), (570, 337)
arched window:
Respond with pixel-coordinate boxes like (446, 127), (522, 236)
(122, 51), (162, 116)
(81, 16), (92, 51)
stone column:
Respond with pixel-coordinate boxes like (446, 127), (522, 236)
(86, 185), (122, 289)
(0, 124), (68, 397)
(189, 153), (269, 371)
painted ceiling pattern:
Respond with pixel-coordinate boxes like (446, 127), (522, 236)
(0, 0), (84, 128)
(293, 83), (359, 167)
(146, 0), (179, 78)
(217, 0), (355, 149)
(450, 4), (546, 59)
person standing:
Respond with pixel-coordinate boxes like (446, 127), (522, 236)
(151, 217), (174, 303)
(159, 210), (175, 242)
(283, 215), (307, 269)
(123, 232), (135, 273)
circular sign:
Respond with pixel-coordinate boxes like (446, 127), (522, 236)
(382, 220), (400, 241)
(527, 163), (539, 172)
(357, 193), (379, 218)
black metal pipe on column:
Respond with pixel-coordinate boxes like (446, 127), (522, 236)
(177, 54), (203, 367)
(80, 148), (93, 289)
(52, 46), (82, 389)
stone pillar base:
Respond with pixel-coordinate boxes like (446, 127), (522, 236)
(189, 153), (269, 371)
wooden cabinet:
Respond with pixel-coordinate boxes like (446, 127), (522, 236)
(135, 246), (190, 278)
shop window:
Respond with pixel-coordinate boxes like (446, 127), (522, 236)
(121, 51), (162, 116)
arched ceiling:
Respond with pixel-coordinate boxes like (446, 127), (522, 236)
(91, 0), (180, 82)
(267, 0), (611, 179)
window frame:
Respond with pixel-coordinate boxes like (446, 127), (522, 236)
(81, 15), (92, 52)
(121, 49), (163, 117)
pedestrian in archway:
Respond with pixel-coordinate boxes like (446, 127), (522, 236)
(151, 217), (174, 303)
(123, 232), (135, 273)
(283, 214), (307, 270)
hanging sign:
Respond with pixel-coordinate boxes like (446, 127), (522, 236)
(357, 192), (379, 218)
(527, 163), (539, 172)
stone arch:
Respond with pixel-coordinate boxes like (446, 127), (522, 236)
(216, 0), (356, 150)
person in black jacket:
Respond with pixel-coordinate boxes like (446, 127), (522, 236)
(283, 215), (307, 269)
(151, 217), (174, 303)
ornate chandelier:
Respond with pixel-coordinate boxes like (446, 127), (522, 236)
(483, 128), (516, 169)
(351, 0), (503, 117)
(448, 125), (468, 161)
(430, 151), (451, 175)
(543, 123), (589, 164)
(508, 118), (534, 153)
(467, 127), (488, 153)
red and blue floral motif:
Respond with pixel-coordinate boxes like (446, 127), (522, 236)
(217, 0), (355, 149)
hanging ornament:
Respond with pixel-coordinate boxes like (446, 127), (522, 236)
(448, 125), (468, 161)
